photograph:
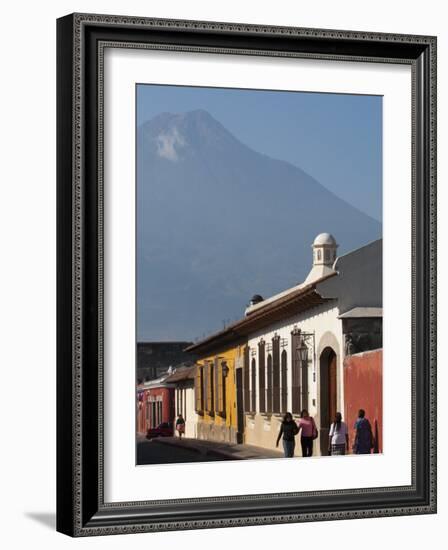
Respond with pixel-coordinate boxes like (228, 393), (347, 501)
(135, 84), (383, 465)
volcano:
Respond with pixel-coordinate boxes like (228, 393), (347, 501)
(137, 110), (381, 340)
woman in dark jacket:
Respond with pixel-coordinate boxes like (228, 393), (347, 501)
(353, 409), (374, 454)
(276, 412), (299, 457)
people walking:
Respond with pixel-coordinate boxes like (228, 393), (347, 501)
(297, 409), (318, 457)
(276, 412), (299, 457)
(175, 414), (185, 439)
(328, 412), (349, 455)
(353, 409), (374, 454)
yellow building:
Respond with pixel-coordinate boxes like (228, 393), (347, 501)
(185, 337), (248, 444)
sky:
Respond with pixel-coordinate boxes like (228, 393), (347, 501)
(136, 84), (382, 342)
(137, 84), (382, 222)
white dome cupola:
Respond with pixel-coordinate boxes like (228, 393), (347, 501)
(304, 233), (338, 284)
(312, 232), (338, 267)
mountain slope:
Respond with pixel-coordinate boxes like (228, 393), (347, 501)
(137, 110), (382, 340)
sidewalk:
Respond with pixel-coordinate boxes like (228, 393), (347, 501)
(152, 436), (284, 460)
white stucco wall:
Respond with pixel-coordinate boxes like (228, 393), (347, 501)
(245, 302), (344, 456)
(174, 386), (198, 438)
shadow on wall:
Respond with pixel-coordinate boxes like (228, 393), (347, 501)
(24, 512), (56, 530)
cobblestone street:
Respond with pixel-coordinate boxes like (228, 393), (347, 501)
(137, 436), (283, 465)
(137, 437), (228, 465)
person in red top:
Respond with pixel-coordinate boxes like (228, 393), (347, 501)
(296, 409), (318, 457)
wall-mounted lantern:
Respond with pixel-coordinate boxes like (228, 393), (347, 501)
(297, 338), (309, 365)
(221, 361), (229, 378)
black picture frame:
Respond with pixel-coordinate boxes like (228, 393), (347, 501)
(57, 13), (437, 537)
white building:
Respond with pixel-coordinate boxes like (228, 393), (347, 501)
(164, 365), (199, 438)
(242, 234), (382, 456)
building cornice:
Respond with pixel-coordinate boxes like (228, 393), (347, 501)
(185, 274), (336, 355)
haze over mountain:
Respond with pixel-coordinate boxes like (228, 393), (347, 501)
(137, 110), (382, 341)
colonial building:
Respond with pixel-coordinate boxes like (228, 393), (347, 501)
(185, 338), (247, 444)
(188, 233), (382, 456)
(164, 365), (199, 438)
(136, 370), (176, 434)
(243, 234), (382, 455)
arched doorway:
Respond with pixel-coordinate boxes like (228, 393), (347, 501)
(319, 347), (337, 455)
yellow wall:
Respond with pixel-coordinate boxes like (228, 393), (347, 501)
(195, 344), (245, 439)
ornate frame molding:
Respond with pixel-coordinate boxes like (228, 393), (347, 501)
(57, 13), (437, 537)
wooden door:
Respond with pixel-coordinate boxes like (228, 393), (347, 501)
(328, 352), (337, 421)
(236, 368), (244, 444)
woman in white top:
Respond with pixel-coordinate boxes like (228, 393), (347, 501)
(328, 412), (349, 455)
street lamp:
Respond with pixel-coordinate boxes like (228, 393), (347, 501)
(296, 337), (311, 411)
(297, 338), (309, 365)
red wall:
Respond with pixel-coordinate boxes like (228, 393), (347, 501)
(149, 387), (174, 425)
(344, 349), (383, 453)
(136, 386), (175, 434)
(137, 387), (146, 434)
